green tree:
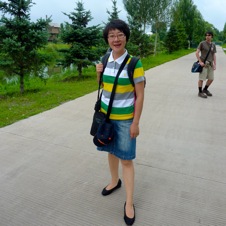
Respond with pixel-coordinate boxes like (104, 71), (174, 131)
(123, 0), (155, 56)
(165, 22), (188, 53)
(171, 0), (196, 41)
(171, 0), (206, 46)
(151, 0), (173, 55)
(171, 0), (223, 46)
(223, 23), (226, 43)
(176, 23), (188, 49)
(107, 0), (120, 22)
(191, 10), (206, 46)
(124, 0), (172, 55)
(165, 25), (179, 53)
(0, 0), (51, 93)
(126, 13), (153, 57)
(123, 0), (152, 33)
(61, 1), (101, 78)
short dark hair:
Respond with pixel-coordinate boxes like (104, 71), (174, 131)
(103, 19), (130, 44)
(205, 31), (214, 37)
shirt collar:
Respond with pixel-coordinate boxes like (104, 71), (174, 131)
(109, 50), (128, 64)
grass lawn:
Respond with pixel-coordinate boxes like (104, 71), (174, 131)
(222, 44), (226, 53)
(0, 49), (195, 128)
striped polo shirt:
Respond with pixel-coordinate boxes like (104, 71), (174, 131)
(100, 50), (145, 120)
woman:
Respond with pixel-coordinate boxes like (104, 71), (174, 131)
(96, 19), (145, 225)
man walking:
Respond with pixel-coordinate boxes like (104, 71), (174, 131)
(196, 31), (216, 98)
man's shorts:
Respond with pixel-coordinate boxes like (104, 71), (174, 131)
(199, 65), (214, 81)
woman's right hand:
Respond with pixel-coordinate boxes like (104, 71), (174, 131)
(96, 63), (103, 83)
(96, 63), (103, 74)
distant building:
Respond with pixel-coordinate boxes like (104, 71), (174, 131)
(48, 23), (60, 42)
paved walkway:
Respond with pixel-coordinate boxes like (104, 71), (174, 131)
(1, 46), (226, 226)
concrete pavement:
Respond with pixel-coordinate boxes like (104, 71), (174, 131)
(1, 46), (226, 226)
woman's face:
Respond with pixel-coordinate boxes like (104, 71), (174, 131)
(107, 29), (126, 56)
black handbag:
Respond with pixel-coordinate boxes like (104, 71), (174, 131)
(191, 44), (212, 73)
(90, 89), (105, 136)
(90, 110), (106, 136)
(91, 54), (130, 147)
(191, 61), (203, 73)
(93, 119), (115, 147)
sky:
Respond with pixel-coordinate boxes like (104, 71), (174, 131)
(29, 0), (225, 31)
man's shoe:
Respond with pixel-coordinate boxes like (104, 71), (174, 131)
(124, 202), (135, 225)
(198, 92), (207, 98)
(101, 179), (121, 196)
(203, 89), (212, 96)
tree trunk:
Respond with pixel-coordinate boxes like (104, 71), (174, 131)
(143, 23), (146, 34)
(154, 30), (158, 56)
(78, 63), (82, 78)
(20, 73), (24, 94)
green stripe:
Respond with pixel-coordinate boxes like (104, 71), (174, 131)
(103, 74), (114, 84)
(118, 78), (132, 85)
(101, 101), (134, 114)
(103, 75), (133, 86)
(135, 60), (142, 68)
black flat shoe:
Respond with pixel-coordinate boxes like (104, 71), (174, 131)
(101, 179), (121, 196)
(124, 202), (135, 225)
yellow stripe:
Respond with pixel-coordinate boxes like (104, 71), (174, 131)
(133, 67), (144, 79)
(104, 83), (134, 93)
(104, 83), (113, 92)
(117, 84), (134, 93)
(110, 113), (134, 120)
(101, 109), (133, 120)
(127, 58), (132, 64)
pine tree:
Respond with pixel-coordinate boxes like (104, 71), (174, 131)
(176, 23), (188, 49)
(127, 14), (153, 57)
(61, 1), (101, 78)
(223, 23), (226, 43)
(107, 0), (120, 22)
(165, 25), (179, 53)
(0, 0), (51, 93)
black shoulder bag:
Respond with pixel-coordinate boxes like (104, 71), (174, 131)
(91, 54), (130, 147)
(90, 72), (105, 136)
(191, 43), (212, 73)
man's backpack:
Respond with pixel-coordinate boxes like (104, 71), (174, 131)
(101, 53), (145, 87)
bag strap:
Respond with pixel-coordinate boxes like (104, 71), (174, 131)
(203, 43), (212, 63)
(101, 53), (111, 70)
(97, 83), (102, 101)
(100, 53), (140, 88)
(127, 56), (140, 86)
(96, 53), (110, 101)
(106, 54), (130, 122)
(99, 53), (110, 86)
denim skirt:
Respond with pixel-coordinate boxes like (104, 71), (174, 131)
(97, 119), (136, 160)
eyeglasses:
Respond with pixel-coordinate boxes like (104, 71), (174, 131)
(108, 33), (125, 41)
(206, 34), (212, 36)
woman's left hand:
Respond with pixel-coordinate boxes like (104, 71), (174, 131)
(130, 122), (139, 139)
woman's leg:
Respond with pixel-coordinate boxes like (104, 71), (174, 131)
(105, 153), (120, 190)
(121, 159), (135, 218)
